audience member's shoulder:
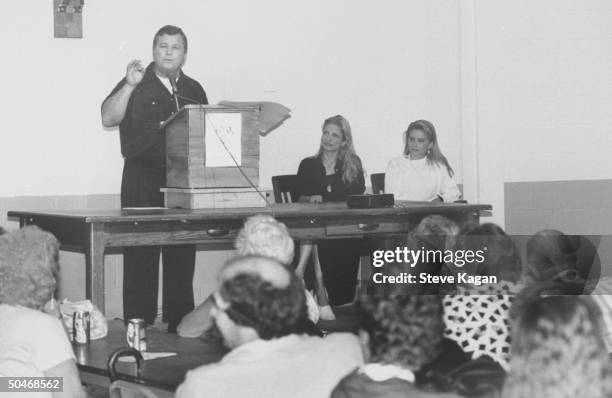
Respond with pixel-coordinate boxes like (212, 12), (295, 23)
(176, 363), (223, 398)
(0, 344), (44, 378)
(322, 332), (362, 354)
(0, 305), (64, 333)
(324, 332), (360, 345)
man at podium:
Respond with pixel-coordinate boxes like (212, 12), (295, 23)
(101, 25), (208, 332)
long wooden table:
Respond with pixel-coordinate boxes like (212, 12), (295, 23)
(8, 201), (490, 312)
(75, 320), (227, 393)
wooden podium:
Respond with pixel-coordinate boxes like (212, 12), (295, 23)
(161, 103), (290, 209)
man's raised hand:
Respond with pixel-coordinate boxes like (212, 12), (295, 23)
(126, 60), (145, 87)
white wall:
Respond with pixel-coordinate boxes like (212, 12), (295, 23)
(489, 0), (612, 184)
(4, 1), (610, 216)
(0, 1), (463, 317)
(0, 0), (462, 198)
(458, 0), (612, 226)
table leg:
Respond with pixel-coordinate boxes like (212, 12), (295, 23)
(85, 223), (106, 313)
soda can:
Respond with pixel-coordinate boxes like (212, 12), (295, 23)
(126, 318), (147, 352)
(73, 344), (89, 365)
(72, 310), (91, 344)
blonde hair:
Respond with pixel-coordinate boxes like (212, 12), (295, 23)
(411, 215), (459, 251)
(503, 295), (611, 398)
(0, 226), (59, 310)
(315, 115), (363, 185)
(403, 120), (454, 177)
(234, 215), (294, 266)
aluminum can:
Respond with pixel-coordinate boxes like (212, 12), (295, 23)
(72, 310), (91, 344)
(73, 343), (89, 364)
(126, 318), (147, 352)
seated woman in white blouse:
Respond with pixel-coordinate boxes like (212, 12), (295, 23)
(385, 120), (460, 202)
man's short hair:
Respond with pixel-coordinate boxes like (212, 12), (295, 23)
(234, 215), (294, 265)
(153, 25), (188, 52)
(219, 255), (306, 340)
(0, 226), (59, 310)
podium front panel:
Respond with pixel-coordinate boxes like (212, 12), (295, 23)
(165, 106), (259, 188)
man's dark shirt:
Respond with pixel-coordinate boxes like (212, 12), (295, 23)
(105, 62), (208, 167)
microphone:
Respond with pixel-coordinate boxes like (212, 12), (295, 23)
(169, 76), (180, 112)
(174, 92), (204, 105)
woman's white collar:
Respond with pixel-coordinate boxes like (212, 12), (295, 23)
(360, 363), (415, 383)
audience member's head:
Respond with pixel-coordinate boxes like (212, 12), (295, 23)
(212, 255), (306, 348)
(401, 215), (460, 294)
(526, 230), (599, 294)
(410, 215), (459, 252)
(357, 293), (444, 371)
(454, 223), (522, 283)
(235, 215), (294, 265)
(0, 226), (59, 310)
(503, 294), (610, 398)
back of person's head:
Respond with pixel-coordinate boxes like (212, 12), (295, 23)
(527, 230), (577, 279)
(357, 294), (444, 371)
(403, 216), (460, 295)
(153, 25), (188, 52)
(0, 226), (59, 310)
(455, 223), (522, 283)
(234, 215), (294, 265)
(410, 215), (459, 251)
(218, 255), (306, 340)
(503, 294), (609, 398)
(526, 230), (599, 294)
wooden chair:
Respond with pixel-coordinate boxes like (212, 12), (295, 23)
(370, 173), (385, 194)
(271, 174), (299, 204)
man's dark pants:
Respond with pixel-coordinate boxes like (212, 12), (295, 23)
(121, 161), (195, 332)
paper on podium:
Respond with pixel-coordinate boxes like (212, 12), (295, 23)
(218, 101), (291, 135)
(205, 112), (242, 167)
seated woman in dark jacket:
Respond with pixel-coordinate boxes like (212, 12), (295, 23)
(294, 115), (365, 319)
